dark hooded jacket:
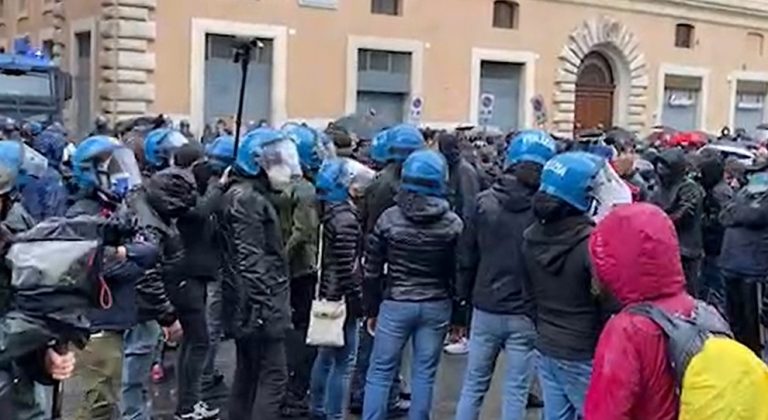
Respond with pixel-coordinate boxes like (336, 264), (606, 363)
(216, 174), (291, 339)
(318, 201), (363, 318)
(523, 214), (602, 361)
(143, 168), (202, 316)
(361, 163), (400, 235)
(719, 185), (768, 277)
(458, 174), (535, 316)
(363, 190), (463, 317)
(650, 149), (704, 259)
(698, 156), (732, 257)
(176, 178), (225, 282)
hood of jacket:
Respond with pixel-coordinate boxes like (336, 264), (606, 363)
(655, 148), (688, 185)
(145, 167), (198, 220)
(589, 203), (686, 305)
(395, 190), (449, 224)
(491, 174), (535, 212)
(524, 215), (593, 274)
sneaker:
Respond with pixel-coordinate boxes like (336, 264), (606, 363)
(443, 337), (469, 355)
(194, 401), (220, 419)
(389, 398), (410, 418)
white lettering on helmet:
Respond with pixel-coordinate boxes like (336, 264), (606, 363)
(544, 159), (568, 177)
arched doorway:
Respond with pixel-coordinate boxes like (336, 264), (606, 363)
(574, 51), (615, 133)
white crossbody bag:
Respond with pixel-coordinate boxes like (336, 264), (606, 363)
(306, 225), (347, 347)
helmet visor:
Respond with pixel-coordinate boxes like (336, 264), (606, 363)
(591, 163), (632, 221)
(260, 138), (302, 190)
(98, 147), (142, 197)
(344, 158), (375, 198)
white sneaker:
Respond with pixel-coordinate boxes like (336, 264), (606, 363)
(443, 337), (469, 355)
(194, 401), (220, 419)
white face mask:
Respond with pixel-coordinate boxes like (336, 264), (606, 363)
(260, 138), (302, 191)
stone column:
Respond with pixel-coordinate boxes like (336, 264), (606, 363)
(99, 0), (156, 123)
(51, 0), (65, 66)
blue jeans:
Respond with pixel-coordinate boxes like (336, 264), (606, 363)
(455, 309), (536, 420)
(349, 324), (402, 408)
(121, 321), (162, 420)
(310, 318), (360, 420)
(537, 354), (592, 420)
(363, 299), (451, 420)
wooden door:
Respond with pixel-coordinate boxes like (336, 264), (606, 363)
(574, 51), (615, 133)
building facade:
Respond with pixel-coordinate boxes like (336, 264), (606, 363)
(6, 0), (768, 138)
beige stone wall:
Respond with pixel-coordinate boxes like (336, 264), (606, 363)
(6, 0), (768, 132)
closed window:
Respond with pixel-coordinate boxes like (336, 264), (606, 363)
(747, 32), (765, 57)
(675, 23), (694, 49)
(371, 0), (399, 16)
(493, 0), (518, 29)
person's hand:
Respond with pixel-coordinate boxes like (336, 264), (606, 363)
(45, 348), (75, 381)
(163, 320), (183, 343)
(116, 246), (128, 261)
(218, 166), (233, 187)
(366, 317), (377, 336)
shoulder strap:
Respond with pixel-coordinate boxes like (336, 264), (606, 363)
(314, 224), (324, 300)
(627, 300), (726, 386)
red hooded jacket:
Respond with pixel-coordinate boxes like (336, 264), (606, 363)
(585, 203), (695, 420)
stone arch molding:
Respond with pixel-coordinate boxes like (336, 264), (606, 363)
(553, 16), (650, 136)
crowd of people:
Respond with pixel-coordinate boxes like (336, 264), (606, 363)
(0, 113), (767, 420)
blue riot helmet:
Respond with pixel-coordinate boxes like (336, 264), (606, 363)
(370, 129), (389, 164)
(282, 122), (336, 173)
(401, 149), (448, 197)
(539, 151), (605, 212)
(0, 141), (24, 194)
(72, 136), (142, 200)
(235, 127), (302, 190)
(381, 124), (425, 163)
(143, 128), (189, 170)
(204, 135), (235, 172)
(504, 129), (557, 169)
(315, 157), (375, 203)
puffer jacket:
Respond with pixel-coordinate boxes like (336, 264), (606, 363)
(458, 174), (535, 316)
(318, 201), (363, 318)
(362, 163), (400, 235)
(719, 188), (768, 277)
(523, 215), (603, 361)
(363, 190), (463, 317)
(216, 175), (291, 339)
(650, 149), (704, 259)
(585, 203), (695, 420)
(270, 178), (319, 278)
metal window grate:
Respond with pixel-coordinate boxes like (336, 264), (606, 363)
(492, 0), (518, 29)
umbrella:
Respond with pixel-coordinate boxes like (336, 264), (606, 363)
(330, 113), (388, 141)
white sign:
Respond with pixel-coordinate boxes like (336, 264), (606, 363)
(409, 95), (424, 124)
(479, 93), (495, 125)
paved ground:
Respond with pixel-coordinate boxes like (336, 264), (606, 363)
(61, 340), (542, 419)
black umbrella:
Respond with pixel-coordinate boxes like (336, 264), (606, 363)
(331, 113), (388, 141)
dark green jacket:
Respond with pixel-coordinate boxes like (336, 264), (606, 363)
(270, 178), (319, 279)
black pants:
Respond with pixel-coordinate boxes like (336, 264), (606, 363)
(682, 257), (702, 298)
(176, 278), (211, 413)
(229, 335), (287, 420)
(285, 273), (317, 400)
(725, 274), (762, 355)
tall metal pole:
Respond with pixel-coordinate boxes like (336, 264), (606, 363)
(232, 39), (263, 158)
